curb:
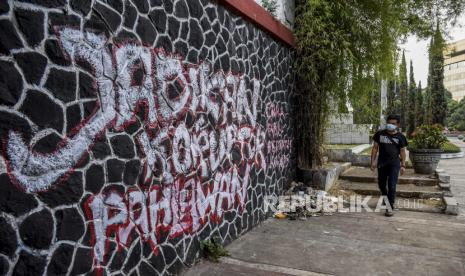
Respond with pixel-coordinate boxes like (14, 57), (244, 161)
(435, 168), (458, 215)
(441, 152), (464, 159)
(298, 162), (351, 191)
(444, 197), (459, 215)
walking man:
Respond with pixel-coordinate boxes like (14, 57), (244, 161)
(370, 114), (408, 216)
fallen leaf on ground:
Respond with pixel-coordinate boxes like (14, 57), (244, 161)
(274, 212), (287, 219)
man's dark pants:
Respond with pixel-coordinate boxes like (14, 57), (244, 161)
(378, 163), (400, 209)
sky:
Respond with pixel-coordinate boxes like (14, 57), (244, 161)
(400, 16), (465, 86)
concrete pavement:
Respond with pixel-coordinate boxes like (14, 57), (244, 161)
(439, 137), (465, 217)
(183, 139), (465, 276)
(183, 211), (465, 276)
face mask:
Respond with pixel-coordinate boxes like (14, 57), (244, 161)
(386, 124), (397, 131)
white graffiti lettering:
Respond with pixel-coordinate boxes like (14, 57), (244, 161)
(4, 28), (264, 193)
(85, 163), (250, 265)
(0, 27), (288, 268)
(6, 28), (116, 193)
(266, 102), (292, 169)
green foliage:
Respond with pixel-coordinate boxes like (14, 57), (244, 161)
(294, 0), (465, 168)
(325, 144), (359, 149)
(426, 25), (448, 125)
(425, 39), (434, 123)
(200, 235), (229, 262)
(406, 59), (417, 136)
(261, 0), (278, 16)
(387, 79), (402, 116)
(386, 80), (397, 115)
(409, 124), (447, 150)
(360, 146), (373, 156)
(414, 81), (425, 127)
(352, 72), (381, 124)
(441, 141), (461, 153)
(390, 60), (423, 135)
(399, 51), (408, 130)
(447, 97), (465, 131)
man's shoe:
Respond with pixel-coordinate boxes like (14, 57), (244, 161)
(385, 210), (394, 217)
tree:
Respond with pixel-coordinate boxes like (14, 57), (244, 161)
(399, 51), (408, 130)
(261, 0), (278, 16)
(427, 25), (448, 125)
(295, 0), (465, 167)
(395, 78), (401, 113)
(415, 81), (424, 127)
(352, 70), (381, 124)
(446, 90), (465, 130)
(425, 38), (434, 124)
(387, 79), (397, 115)
(447, 98), (465, 130)
(386, 77), (404, 117)
(407, 60), (417, 136)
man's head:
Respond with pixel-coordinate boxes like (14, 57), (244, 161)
(386, 114), (400, 132)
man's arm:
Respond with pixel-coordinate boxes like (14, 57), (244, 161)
(370, 142), (379, 171)
(400, 147), (406, 175)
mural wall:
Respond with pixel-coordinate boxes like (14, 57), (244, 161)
(0, 0), (295, 275)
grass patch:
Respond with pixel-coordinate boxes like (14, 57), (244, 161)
(328, 182), (357, 197)
(322, 162), (335, 168)
(442, 141), (461, 153)
(360, 146), (372, 155)
(325, 144), (359, 149)
(420, 198), (446, 209)
(359, 142), (462, 156)
(200, 235), (229, 262)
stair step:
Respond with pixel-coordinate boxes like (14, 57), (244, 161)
(337, 180), (443, 199)
(362, 196), (445, 213)
(340, 167), (438, 186)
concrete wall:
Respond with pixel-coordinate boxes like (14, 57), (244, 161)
(324, 114), (371, 144)
(0, 0), (296, 275)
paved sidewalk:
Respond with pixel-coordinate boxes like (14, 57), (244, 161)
(183, 211), (465, 276)
(183, 139), (465, 276)
(439, 137), (465, 217)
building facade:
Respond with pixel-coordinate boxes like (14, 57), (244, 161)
(444, 38), (465, 101)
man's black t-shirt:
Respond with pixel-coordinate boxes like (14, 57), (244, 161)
(373, 129), (408, 167)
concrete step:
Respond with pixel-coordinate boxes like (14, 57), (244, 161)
(361, 196), (446, 213)
(337, 180), (443, 199)
(340, 167), (438, 186)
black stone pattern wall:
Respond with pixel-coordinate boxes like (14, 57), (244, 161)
(0, 0), (295, 275)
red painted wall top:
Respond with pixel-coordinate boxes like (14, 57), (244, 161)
(219, 0), (296, 47)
